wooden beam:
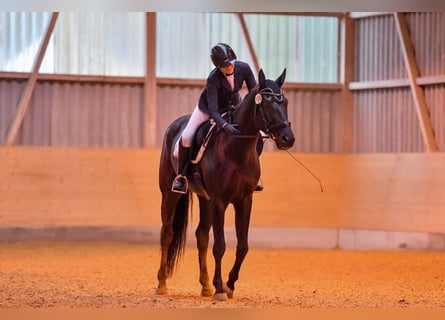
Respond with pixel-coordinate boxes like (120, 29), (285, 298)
(349, 12), (391, 19)
(417, 75), (445, 86)
(0, 72), (343, 90)
(5, 12), (59, 147)
(283, 82), (342, 91)
(349, 78), (411, 90)
(144, 12), (157, 148)
(0, 72), (145, 84)
(237, 13), (260, 74)
(4, 71), (445, 89)
(158, 78), (342, 91)
(337, 12), (355, 153)
(157, 77), (205, 87)
(237, 12), (344, 18)
(394, 12), (438, 152)
(349, 76), (445, 90)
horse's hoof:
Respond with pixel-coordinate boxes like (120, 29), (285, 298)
(223, 283), (234, 299)
(214, 293), (229, 301)
(155, 286), (168, 295)
(201, 286), (214, 297)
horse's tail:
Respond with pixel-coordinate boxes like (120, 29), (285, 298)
(166, 192), (190, 277)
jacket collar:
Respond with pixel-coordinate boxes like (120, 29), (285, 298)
(220, 67), (237, 92)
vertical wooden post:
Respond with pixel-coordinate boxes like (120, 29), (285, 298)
(394, 12), (438, 152)
(5, 12), (59, 146)
(337, 13), (354, 153)
(237, 13), (260, 74)
(144, 12), (157, 148)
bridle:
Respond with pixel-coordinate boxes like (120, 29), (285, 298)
(255, 87), (291, 139)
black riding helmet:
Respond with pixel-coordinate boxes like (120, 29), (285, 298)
(210, 43), (237, 68)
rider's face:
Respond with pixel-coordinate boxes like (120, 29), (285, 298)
(220, 63), (235, 75)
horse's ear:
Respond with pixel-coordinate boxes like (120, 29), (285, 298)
(276, 68), (286, 87)
(258, 69), (266, 89)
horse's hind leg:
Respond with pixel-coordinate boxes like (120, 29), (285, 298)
(195, 196), (213, 297)
(156, 192), (179, 295)
(225, 196), (253, 299)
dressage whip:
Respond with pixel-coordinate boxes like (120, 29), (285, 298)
(283, 150), (324, 192)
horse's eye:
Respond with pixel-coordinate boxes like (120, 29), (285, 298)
(264, 94), (273, 101)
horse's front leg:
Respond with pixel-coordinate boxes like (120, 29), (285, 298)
(211, 200), (229, 301)
(195, 196), (213, 297)
(225, 195), (253, 299)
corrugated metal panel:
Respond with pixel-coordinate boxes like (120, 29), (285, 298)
(287, 90), (341, 152)
(354, 15), (407, 81)
(7, 80), (440, 153)
(50, 12), (145, 76)
(1, 79), (342, 152)
(155, 85), (203, 147)
(0, 80), (26, 145)
(156, 13), (211, 79)
(297, 16), (338, 82)
(0, 12), (52, 72)
(156, 12), (258, 79)
(0, 80), (144, 147)
(2, 12), (337, 82)
(154, 84), (341, 152)
(353, 88), (424, 152)
(0, 12), (145, 76)
(156, 13), (338, 83)
(406, 12), (445, 77)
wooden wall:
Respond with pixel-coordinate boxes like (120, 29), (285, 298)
(1, 147), (444, 234)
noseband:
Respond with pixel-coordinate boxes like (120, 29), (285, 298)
(255, 88), (291, 138)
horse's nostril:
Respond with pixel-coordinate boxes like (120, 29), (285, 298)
(282, 135), (292, 143)
(281, 135), (295, 147)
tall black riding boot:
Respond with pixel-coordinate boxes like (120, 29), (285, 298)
(172, 140), (191, 194)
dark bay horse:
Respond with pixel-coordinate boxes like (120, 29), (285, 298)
(156, 69), (295, 301)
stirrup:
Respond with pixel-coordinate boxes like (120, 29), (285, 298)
(172, 175), (188, 194)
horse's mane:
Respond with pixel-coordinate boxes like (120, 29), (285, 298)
(227, 86), (260, 138)
(232, 85), (258, 121)
(240, 85), (258, 108)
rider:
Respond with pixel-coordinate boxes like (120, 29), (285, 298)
(171, 42), (264, 194)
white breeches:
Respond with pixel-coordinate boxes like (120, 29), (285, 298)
(173, 105), (210, 157)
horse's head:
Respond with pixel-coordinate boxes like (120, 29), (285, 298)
(255, 68), (295, 150)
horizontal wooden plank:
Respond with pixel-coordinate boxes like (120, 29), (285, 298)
(283, 82), (342, 91)
(417, 75), (445, 86)
(241, 12), (344, 18)
(349, 12), (392, 19)
(349, 78), (410, 90)
(1, 147), (445, 233)
(350, 76), (445, 90)
(157, 77), (206, 87)
(0, 72), (342, 91)
(0, 71), (145, 84)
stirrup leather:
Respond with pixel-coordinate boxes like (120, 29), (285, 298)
(171, 175), (189, 194)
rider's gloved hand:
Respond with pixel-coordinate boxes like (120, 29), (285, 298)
(222, 122), (240, 135)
